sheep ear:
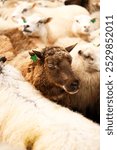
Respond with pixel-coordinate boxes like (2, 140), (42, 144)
(65, 43), (77, 52)
(32, 50), (44, 60)
(38, 17), (52, 24)
(0, 56), (7, 63)
(43, 17), (52, 24)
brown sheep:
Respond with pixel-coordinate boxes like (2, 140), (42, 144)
(0, 35), (15, 61)
(64, 0), (100, 13)
(0, 28), (45, 56)
(11, 43), (99, 123)
(11, 45), (79, 100)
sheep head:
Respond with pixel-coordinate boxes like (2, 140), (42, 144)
(70, 43), (100, 73)
(21, 15), (52, 38)
(72, 15), (92, 36)
(29, 44), (79, 94)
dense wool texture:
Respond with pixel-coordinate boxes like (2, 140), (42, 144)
(70, 43), (100, 123)
(0, 28), (45, 55)
(0, 62), (99, 150)
(64, 0), (100, 13)
(0, 35), (15, 61)
(20, 5), (89, 44)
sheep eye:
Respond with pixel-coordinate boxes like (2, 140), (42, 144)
(76, 20), (79, 23)
(25, 25), (30, 28)
(85, 55), (94, 61)
(48, 64), (57, 69)
(78, 50), (82, 55)
(22, 8), (28, 13)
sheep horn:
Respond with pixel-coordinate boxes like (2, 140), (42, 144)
(65, 43), (77, 52)
(32, 50), (44, 59)
(0, 56), (7, 63)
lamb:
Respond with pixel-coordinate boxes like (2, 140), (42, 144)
(16, 14), (52, 44)
(71, 14), (92, 41)
(17, 4), (89, 43)
(0, 35), (15, 61)
(18, 14), (92, 44)
(0, 57), (99, 150)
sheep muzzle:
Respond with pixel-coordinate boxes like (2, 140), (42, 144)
(62, 79), (79, 94)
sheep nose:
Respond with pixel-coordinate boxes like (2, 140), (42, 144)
(70, 80), (79, 91)
(24, 25), (30, 28)
(84, 26), (89, 32)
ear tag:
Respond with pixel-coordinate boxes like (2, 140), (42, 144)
(91, 18), (96, 23)
(22, 17), (27, 23)
(31, 54), (38, 62)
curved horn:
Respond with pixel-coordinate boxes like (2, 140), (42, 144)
(65, 43), (77, 52)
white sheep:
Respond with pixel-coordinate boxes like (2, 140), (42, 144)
(16, 14), (52, 44)
(0, 58), (99, 150)
(70, 42), (100, 73)
(69, 43), (100, 123)
(3, 4), (90, 44)
(71, 15), (92, 37)
(19, 5), (89, 43)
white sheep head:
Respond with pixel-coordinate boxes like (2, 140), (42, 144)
(70, 43), (100, 73)
(72, 15), (94, 36)
(19, 15), (52, 37)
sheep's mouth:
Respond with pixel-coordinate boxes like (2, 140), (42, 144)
(62, 85), (79, 95)
(23, 28), (32, 33)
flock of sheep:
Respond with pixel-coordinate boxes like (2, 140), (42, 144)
(0, 0), (100, 150)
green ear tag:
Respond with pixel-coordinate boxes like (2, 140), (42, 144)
(31, 54), (38, 62)
(91, 18), (96, 23)
(22, 17), (27, 23)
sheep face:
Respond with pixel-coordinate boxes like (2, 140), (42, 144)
(19, 15), (51, 38)
(31, 46), (79, 94)
(72, 15), (92, 36)
(70, 44), (100, 73)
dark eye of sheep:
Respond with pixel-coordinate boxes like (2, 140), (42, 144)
(84, 55), (94, 61)
(22, 8), (28, 13)
(25, 25), (30, 28)
(48, 64), (58, 70)
(76, 20), (79, 23)
(78, 50), (82, 55)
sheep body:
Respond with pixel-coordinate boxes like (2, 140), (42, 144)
(0, 28), (45, 55)
(0, 62), (99, 150)
(64, 0), (100, 13)
(35, 5), (89, 43)
(70, 43), (100, 122)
